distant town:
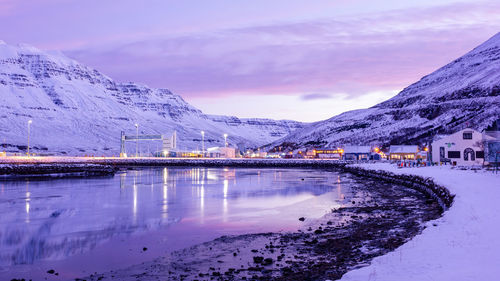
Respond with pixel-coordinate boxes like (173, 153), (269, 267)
(86, 117), (500, 168)
(3, 119), (498, 169)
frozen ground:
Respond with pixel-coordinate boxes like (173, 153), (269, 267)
(341, 163), (500, 281)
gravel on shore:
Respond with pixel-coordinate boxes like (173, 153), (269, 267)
(0, 163), (116, 179)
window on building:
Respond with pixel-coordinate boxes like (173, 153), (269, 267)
(476, 151), (484, 159)
(448, 151), (461, 158)
(463, 132), (473, 139)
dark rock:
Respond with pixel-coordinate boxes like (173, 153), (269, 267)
(253, 256), (264, 264)
(262, 258), (273, 266)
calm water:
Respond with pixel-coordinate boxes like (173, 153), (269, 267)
(0, 167), (355, 280)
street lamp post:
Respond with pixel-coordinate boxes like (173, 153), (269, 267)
(223, 133), (228, 147)
(27, 120), (32, 156)
(201, 131), (205, 157)
(135, 123), (139, 157)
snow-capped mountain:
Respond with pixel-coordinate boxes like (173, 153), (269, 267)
(265, 32), (500, 150)
(0, 41), (304, 155)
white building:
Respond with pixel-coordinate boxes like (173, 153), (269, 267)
(431, 128), (489, 166)
(206, 147), (236, 158)
(389, 145), (419, 160)
(343, 146), (371, 160)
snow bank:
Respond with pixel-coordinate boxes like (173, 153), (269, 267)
(341, 163), (500, 281)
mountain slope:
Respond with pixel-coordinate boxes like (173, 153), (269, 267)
(265, 32), (500, 150)
(0, 41), (304, 155)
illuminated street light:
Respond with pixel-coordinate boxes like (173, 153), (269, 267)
(223, 133), (228, 147)
(201, 130), (205, 157)
(27, 120), (32, 156)
(135, 123), (139, 157)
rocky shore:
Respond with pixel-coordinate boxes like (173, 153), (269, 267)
(0, 159), (454, 280)
(0, 163), (116, 179)
(89, 158), (353, 168)
(86, 168), (447, 281)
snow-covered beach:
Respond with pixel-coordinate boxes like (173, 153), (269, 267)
(341, 163), (500, 281)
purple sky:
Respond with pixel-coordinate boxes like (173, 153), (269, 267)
(1, 0), (499, 121)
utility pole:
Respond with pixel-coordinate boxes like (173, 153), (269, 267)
(224, 133), (228, 147)
(27, 120), (32, 156)
(135, 123), (139, 157)
(201, 131), (205, 157)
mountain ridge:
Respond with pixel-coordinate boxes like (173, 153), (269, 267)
(0, 42), (305, 155)
(265, 32), (500, 150)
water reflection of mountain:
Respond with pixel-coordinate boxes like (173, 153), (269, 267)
(0, 167), (350, 266)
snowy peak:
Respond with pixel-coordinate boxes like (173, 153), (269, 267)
(0, 42), (78, 67)
(0, 41), (305, 155)
(266, 33), (500, 150)
(379, 32), (500, 108)
(471, 31), (500, 52)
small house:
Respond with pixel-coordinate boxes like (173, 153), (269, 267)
(484, 119), (500, 165)
(343, 146), (371, 161)
(207, 147), (236, 158)
(431, 128), (487, 165)
(389, 145), (419, 160)
(314, 148), (343, 159)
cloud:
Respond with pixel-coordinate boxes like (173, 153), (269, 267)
(300, 93), (333, 101)
(63, 0), (500, 102)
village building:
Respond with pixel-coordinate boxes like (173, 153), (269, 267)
(343, 146), (371, 161)
(482, 119), (500, 165)
(206, 147), (236, 158)
(485, 136), (500, 165)
(389, 145), (419, 160)
(266, 152), (283, 158)
(431, 128), (488, 166)
(313, 148), (344, 159)
(304, 149), (316, 159)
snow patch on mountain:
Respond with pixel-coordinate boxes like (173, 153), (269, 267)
(0, 42), (305, 155)
(265, 32), (500, 150)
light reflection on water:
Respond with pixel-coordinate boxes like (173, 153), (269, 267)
(0, 167), (352, 277)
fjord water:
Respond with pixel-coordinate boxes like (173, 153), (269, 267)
(0, 167), (353, 280)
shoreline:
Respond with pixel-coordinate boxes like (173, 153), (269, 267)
(340, 164), (500, 281)
(1, 159), (460, 280)
(0, 163), (116, 179)
(83, 164), (448, 281)
(0, 158), (453, 212)
(0, 157), (354, 167)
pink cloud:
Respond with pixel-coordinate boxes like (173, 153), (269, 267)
(8, 1), (500, 101)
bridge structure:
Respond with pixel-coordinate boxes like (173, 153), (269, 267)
(120, 131), (176, 157)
